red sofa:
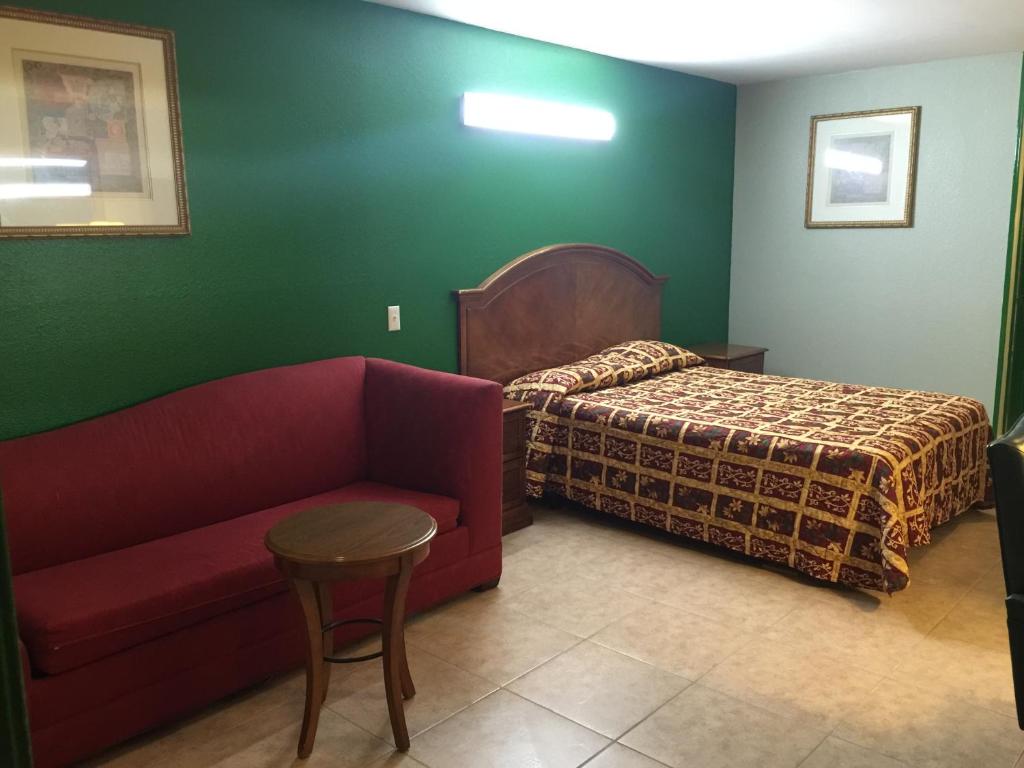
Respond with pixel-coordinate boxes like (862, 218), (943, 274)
(0, 356), (503, 767)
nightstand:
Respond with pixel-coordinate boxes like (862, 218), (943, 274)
(501, 399), (532, 534)
(690, 343), (768, 374)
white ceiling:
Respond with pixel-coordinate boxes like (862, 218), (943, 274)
(365, 0), (1024, 84)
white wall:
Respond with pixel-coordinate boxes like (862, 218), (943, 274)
(729, 53), (1022, 413)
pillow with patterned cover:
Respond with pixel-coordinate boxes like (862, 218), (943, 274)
(599, 340), (704, 373)
(503, 340), (703, 404)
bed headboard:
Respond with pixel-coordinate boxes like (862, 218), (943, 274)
(454, 243), (668, 384)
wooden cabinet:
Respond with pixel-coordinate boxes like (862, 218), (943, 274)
(690, 343), (768, 374)
(501, 399), (532, 535)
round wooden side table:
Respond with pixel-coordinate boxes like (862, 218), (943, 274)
(265, 501), (437, 756)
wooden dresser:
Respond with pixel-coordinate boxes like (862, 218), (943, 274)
(501, 399), (532, 534)
(690, 343), (768, 374)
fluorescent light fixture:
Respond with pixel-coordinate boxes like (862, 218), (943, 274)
(824, 148), (883, 175)
(462, 92), (615, 141)
(0, 157), (87, 168)
(0, 183), (92, 200)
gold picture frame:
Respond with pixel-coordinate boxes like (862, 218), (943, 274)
(805, 106), (920, 229)
(0, 5), (189, 237)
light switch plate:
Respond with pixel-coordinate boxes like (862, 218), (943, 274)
(388, 305), (400, 332)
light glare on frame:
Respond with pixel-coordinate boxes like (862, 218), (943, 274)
(0, 183), (92, 200)
(54, 221), (127, 227)
(461, 92), (616, 141)
(0, 157), (87, 168)
(824, 148), (883, 175)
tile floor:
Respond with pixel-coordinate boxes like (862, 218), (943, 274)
(86, 502), (1022, 768)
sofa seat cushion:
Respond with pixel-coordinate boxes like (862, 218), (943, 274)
(15, 482), (459, 676)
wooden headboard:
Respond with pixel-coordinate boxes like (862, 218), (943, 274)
(455, 243), (668, 384)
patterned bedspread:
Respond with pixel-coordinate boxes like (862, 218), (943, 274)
(514, 364), (991, 592)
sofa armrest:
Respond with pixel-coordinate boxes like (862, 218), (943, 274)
(364, 358), (503, 554)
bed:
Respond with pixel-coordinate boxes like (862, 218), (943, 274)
(455, 243), (991, 592)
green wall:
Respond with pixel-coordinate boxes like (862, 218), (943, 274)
(0, 0), (736, 440)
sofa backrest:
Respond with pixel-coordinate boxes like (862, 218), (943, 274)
(0, 356), (368, 575)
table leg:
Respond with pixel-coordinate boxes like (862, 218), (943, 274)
(382, 554), (414, 751)
(399, 622), (415, 701)
(291, 578), (326, 758)
(317, 582), (333, 703)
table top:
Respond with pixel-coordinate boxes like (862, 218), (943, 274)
(690, 343), (768, 360)
(265, 502), (437, 567)
(502, 398), (531, 414)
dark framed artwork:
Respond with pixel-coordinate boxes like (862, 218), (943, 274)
(805, 106), (920, 228)
(0, 6), (189, 237)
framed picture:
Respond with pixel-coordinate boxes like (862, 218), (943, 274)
(0, 6), (188, 237)
(805, 106), (920, 228)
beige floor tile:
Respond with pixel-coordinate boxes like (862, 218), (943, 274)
(409, 689), (608, 768)
(531, 504), (627, 539)
(591, 601), (750, 680)
(908, 556), (993, 592)
(620, 684), (827, 768)
(921, 509), (999, 550)
(495, 511), (627, 593)
(403, 588), (504, 632)
(802, 568), (972, 628)
(929, 510), (1000, 556)
(908, 528), (998, 587)
(766, 598), (929, 675)
(880, 576), (972, 625)
(579, 546), (711, 601)
(180, 717), (311, 768)
(324, 644), (496, 745)
(525, 509), (734, 575)
(189, 672), (305, 734)
(798, 736), (908, 768)
(976, 562), (1009, 596)
(507, 641), (689, 738)
(504, 575), (652, 637)
(407, 589), (580, 685)
(774, 561), (966, 628)
(496, 548), (591, 597)
(83, 504), (1014, 768)
(209, 708), (390, 767)
(503, 536), (614, 573)
(585, 743), (671, 768)
(652, 564), (807, 632)
(500, 508), (556, 557)
(930, 584), (1009, 652)
(82, 722), (198, 768)
(367, 753), (430, 768)
(699, 640), (882, 729)
(84, 674), (306, 768)
(83, 732), (191, 768)
(889, 634), (1016, 717)
(835, 678), (1024, 768)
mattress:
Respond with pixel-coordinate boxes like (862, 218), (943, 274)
(515, 365), (991, 592)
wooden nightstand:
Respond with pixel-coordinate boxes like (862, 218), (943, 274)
(690, 343), (768, 374)
(501, 399), (532, 535)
